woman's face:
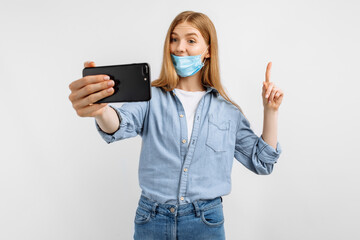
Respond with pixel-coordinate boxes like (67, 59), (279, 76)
(170, 22), (210, 60)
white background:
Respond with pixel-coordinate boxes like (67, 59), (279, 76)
(1, 0), (359, 239)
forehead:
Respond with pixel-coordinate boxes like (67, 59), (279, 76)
(172, 22), (201, 37)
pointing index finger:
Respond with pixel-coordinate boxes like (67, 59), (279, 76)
(265, 61), (272, 83)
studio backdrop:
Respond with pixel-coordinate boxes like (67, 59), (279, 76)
(1, 0), (359, 239)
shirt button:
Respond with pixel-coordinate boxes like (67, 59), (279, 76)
(180, 197), (184, 201)
(184, 168), (188, 172)
(172, 92), (175, 96)
(182, 139), (186, 144)
(170, 208), (175, 213)
(179, 114), (184, 118)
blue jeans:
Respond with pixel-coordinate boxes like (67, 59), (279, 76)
(133, 194), (226, 240)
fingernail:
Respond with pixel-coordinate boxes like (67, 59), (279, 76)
(107, 88), (113, 93)
(104, 76), (110, 80)
(108, 80), (114, 86)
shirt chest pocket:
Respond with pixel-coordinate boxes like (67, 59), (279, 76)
(205, 115), (230, 152)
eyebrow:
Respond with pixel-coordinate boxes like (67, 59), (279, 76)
(171, 32), (199, 37)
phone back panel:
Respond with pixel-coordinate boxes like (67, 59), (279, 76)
(82, 63), (151, 103)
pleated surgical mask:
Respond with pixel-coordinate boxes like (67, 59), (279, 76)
(171, 46), (209, 77)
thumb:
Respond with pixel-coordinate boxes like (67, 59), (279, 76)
(84, 61), (96, 68)
(262, 81), (267, 96)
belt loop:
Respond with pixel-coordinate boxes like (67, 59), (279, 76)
(151, 202), (158, 218)
(192, 200), (201, 217)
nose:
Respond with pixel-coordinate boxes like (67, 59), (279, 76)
(174, 39), (186, 55)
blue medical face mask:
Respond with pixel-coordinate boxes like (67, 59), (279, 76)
(171, 46), (209, 77)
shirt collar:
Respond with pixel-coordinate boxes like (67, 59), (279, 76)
(204, 85), (219, 94)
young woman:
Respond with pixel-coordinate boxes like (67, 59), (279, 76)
(69, 11), (283, 240)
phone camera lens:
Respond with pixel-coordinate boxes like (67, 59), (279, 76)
(142, 65), (148, 75)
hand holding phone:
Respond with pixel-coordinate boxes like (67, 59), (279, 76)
(82, 62), (151, 103)
(68, 61), (115, 117)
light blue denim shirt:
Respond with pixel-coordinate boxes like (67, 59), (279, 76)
(95, 86), (282, 205)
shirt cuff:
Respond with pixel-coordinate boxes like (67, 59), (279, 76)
(257, 135), (282, 164)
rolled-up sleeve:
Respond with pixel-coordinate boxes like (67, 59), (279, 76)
(95, 101), (149, 144)
(233, 112), (282, 175)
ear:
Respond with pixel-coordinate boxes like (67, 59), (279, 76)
(206, 47), (210, 58)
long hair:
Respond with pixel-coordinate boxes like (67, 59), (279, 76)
(151, 11), (245, 115)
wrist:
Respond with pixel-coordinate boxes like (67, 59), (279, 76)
(95, 105), (110, 121)
(264, 107), (279, 114)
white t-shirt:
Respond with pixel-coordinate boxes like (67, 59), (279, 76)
(174, 88), (206, 147)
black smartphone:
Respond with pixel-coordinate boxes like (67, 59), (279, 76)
(82, 63), (151, 103)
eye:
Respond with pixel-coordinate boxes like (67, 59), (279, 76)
(170, 38), (177, 42)
(188, 39), (196, 44)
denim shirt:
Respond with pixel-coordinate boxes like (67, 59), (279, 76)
(95, 86), (282, 205)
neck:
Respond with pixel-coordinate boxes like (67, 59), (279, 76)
(176, 71), (205, 92)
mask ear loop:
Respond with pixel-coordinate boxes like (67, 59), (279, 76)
(202, 45), (210, 65)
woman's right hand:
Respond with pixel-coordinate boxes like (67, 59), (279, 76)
(68, 61), (115, 117)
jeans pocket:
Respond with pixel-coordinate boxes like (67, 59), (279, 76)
(200, 204), (225, 227)
(134, 206), (151, 225)
(205, 115), (230, 152)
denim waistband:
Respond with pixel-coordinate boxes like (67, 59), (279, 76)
(138, 194), (223, 218)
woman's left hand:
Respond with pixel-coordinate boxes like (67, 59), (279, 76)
(262, 62), (284, 111)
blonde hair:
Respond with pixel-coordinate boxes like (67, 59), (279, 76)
(151, 11), (245, 115)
